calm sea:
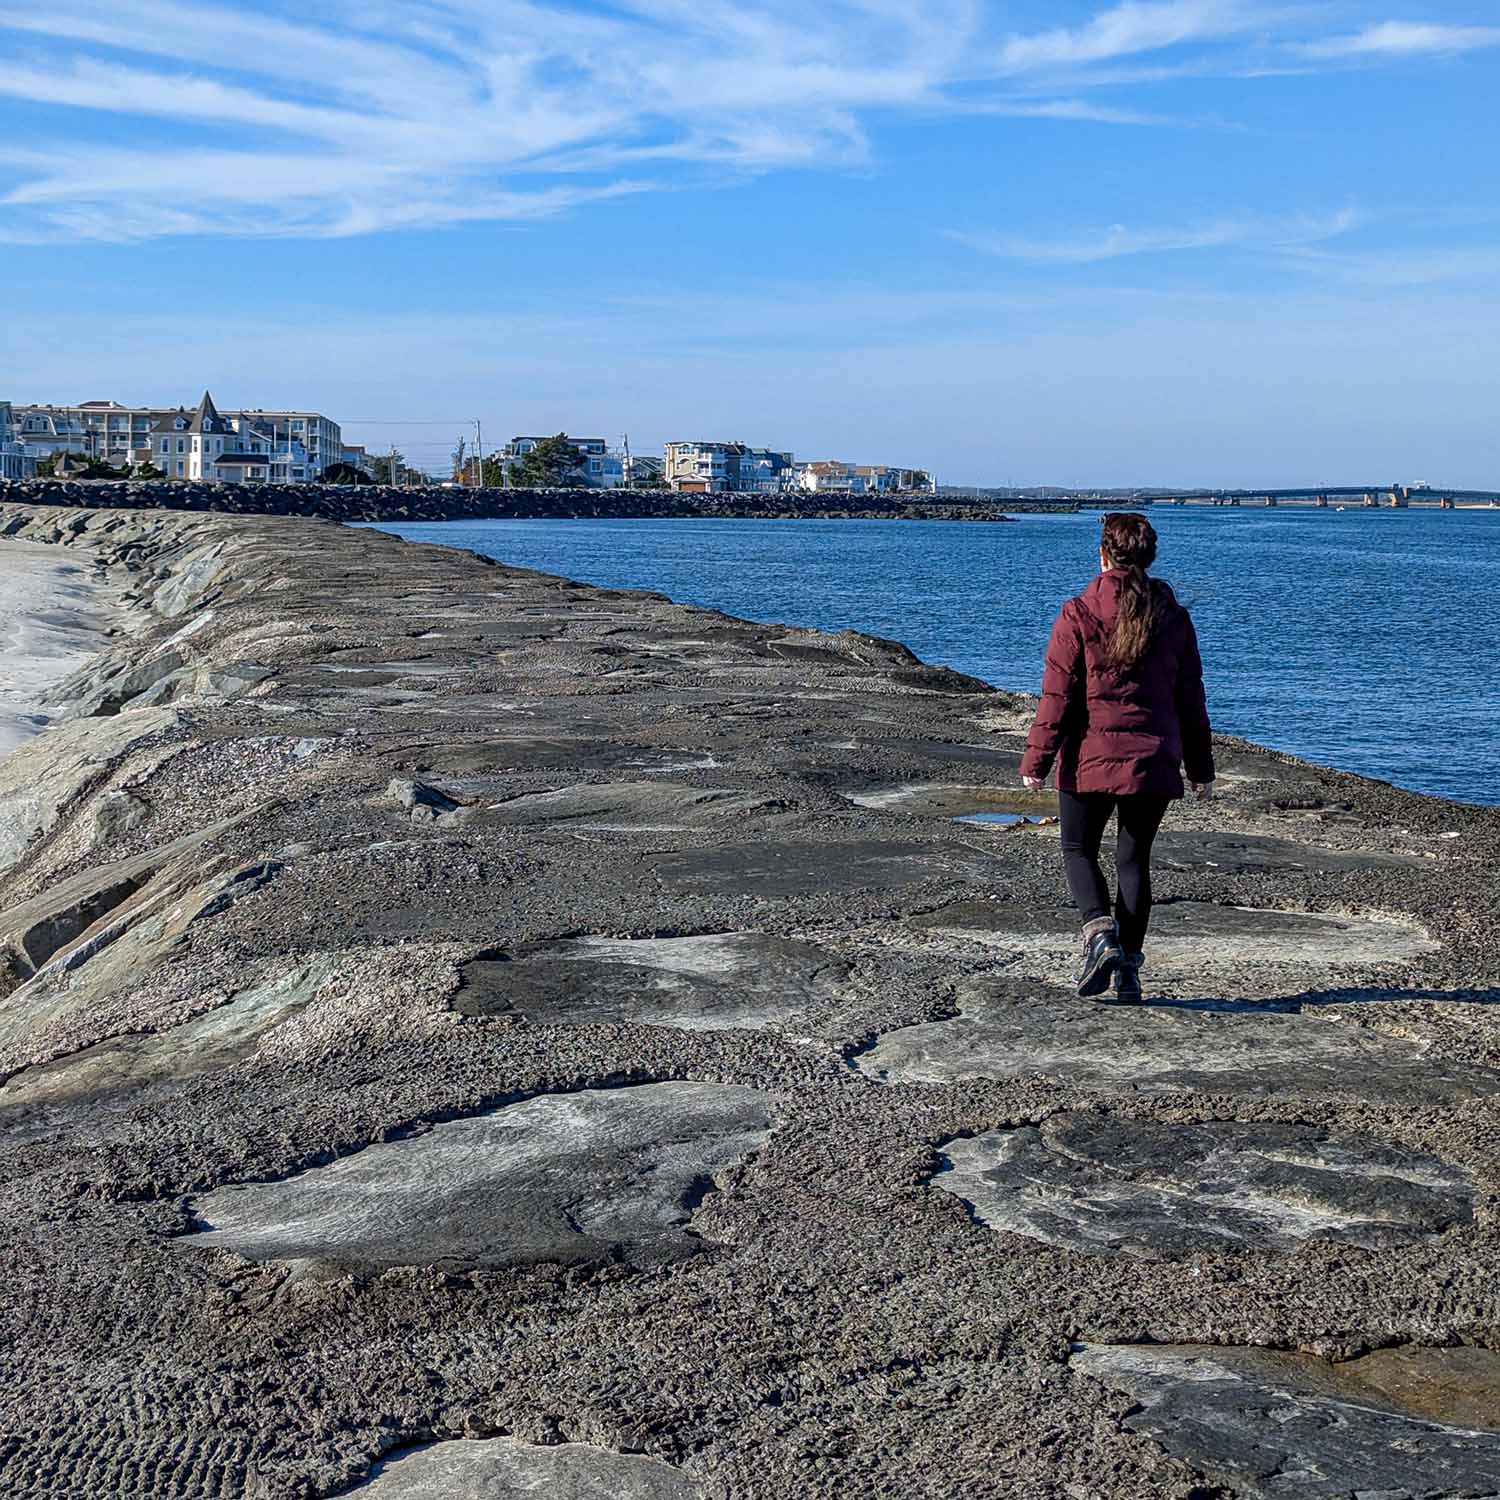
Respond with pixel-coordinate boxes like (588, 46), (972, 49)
(359, 508), (1500, 807)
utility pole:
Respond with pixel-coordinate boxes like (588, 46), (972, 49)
(475, 419), (485, 489)
(622, 432), (632, 490)
(390, 443), (398, 490)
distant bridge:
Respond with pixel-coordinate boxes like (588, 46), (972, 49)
(1151, 486), (1500, 508)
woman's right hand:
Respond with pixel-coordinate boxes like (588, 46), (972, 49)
(1022, 775), (1045, 790)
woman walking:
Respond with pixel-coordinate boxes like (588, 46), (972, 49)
(1019, 513), (1214, 1002)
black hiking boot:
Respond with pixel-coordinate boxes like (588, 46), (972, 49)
(1111, 953), (1144, 1004)
(1076, 924), (1124, 998)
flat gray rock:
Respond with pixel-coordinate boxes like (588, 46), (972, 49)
(178, 1082), (772, 1273)
(348, 1439), (699, 1498)
(647, 840), (999, 898)
(1072, 1342), (1500, 1497)
(1151, 830), (1419, 873)
(907, 899), (1438, 968)
(455, 932), (847, 1031)
(466, 781), (785, 831)
(844, 782), (1056, 819)
(0, 958), (338, 1111)
(937, 1115), (1474, 1258)
(856, 984), (1500, 1103)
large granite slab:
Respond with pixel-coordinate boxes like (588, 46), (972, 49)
(937, 1114), (1474, 1258)
(857, 983), (1500, 1102)
(1073, 1342), (1500, 1497)
(647, 840), (1001, 898)
(178, 1082), (773, 1274)
(455, 932), (847, 1031)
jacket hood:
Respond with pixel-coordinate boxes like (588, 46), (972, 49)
(1078, 569), (1131, 628)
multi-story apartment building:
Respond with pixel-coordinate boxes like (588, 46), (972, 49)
(796, 461), (936, 495)
(12, 397), (342, 480)
(665, 441), (795, 494)
(0, 402), (31, 480)
(236, 408), (343, 475)
(504, 435), (623, 487)
(13, 400), (157, 467)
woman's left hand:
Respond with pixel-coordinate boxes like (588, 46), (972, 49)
(1022, 775), (1044, 790)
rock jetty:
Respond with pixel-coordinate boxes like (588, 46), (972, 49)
(0, 477), (1020, 524)
(1, 500), (1498, 1500)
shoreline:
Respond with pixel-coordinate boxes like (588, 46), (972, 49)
(0, 501), (1497, 1499)
(0, 538), (120, 758)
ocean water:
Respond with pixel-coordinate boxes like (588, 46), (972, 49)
(359, 508), (1500, 806)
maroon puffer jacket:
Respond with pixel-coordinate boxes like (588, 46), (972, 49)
(1020, 570), (1214, 797)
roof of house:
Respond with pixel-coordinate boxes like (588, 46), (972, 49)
(188, 391), (233, 436)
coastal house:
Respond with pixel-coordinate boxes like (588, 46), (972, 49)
(624, 453), (664, 486)
(152, 392), (279, 483)
(341, 444), (376, 478)
(0, 401), (31, 480)
(665, 441), (795, 494)
(503, 435), (624, 487)
(13, 397), (344, 481)
(796, 461), (935, 495)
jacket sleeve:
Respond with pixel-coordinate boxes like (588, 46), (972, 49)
(1176, 613), (1215, 784)
(1020, 603), (1084, 781)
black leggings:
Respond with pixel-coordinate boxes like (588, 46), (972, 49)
(1058, 791), (1171, 954)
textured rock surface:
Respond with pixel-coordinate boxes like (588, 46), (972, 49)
(856, 982), (1500, 1101)
(181, 1083), (772, 1273)
(936, 1115), (1474, 1258)
(455, 933), (847, 1031)
(349, 1440), (701, 1498)
(1, 503), (1497, 1500)
(1072, 1342), (1500, 1498)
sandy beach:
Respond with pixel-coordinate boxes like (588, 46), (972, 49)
(0, 538), (117, 757)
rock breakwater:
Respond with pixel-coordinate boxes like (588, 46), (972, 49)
(1, 501), (1498, 1499)
(0, 477), (1020, 524)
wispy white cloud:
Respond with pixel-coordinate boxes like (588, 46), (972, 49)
(0, 1), (1491, 242)
(951, 207), (1359, 263)
(0, 0), (979, 239)
(951, 96), (1197, 127)
(1298, 20), (1500, 59)
(995, 0), (1254, 73)
(1278, 242), (1500, 287)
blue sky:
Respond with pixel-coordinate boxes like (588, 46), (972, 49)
(3, 0), (1498, 486)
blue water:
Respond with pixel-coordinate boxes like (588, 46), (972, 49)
(359, 509), (1500, 806)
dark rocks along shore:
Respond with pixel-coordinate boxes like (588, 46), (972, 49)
(1, 501), (1498, 1499)
(0, 477), (1022, 524)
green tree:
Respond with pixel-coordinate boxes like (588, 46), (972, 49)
(508, 433), (584, 488)
(131, 460), (166, 481)
(34, 452), (61, 478)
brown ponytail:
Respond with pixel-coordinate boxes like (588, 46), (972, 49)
(1100, 512), (1170, 670)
